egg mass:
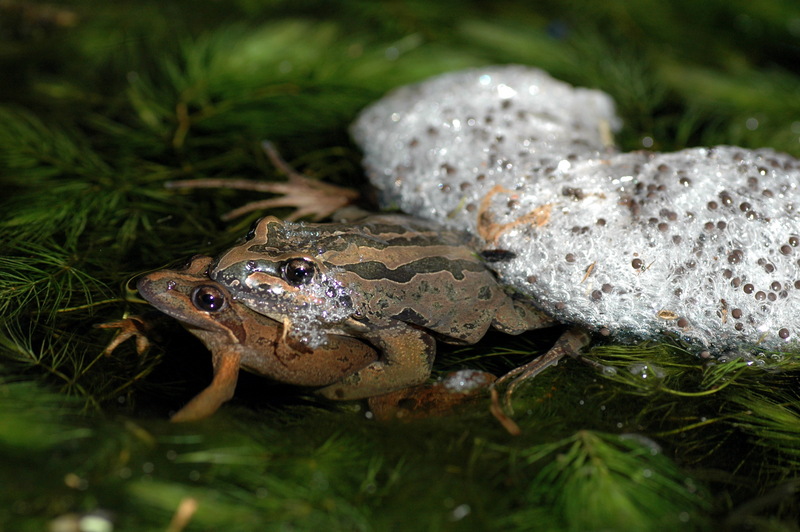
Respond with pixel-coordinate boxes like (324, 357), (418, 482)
(352, 65), (800, 353)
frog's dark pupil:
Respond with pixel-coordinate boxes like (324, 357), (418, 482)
(283, 259), (315, 286)
(192, 286), (226, 312)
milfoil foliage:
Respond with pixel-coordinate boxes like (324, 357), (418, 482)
(1, 1), (799, 530)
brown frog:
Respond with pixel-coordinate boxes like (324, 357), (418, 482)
(100, 255), (377, 421)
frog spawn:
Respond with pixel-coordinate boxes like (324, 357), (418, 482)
(269, 267), (355, 349)
(351, 65), (800, 353)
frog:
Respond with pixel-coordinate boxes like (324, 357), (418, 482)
(100, 255), (378, 421)
(209, 213), (559, 400)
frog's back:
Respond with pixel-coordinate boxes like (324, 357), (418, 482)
(292, 215), (513, 343)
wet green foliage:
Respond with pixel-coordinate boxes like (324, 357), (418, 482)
(1, 1), (800, 530)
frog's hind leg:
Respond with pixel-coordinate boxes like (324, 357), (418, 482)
(494, 327), (591, 409)
(166, 141), (358, 221)
(316, 326), (436, 400)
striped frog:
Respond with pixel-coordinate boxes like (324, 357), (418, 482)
(210, 214), (557, 399)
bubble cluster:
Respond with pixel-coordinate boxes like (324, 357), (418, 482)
(351, 65), (800, 353)
(441, 369), (495, 393)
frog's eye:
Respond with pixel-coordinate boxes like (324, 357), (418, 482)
(282, 258), (315, 286)
(192, 286), (227, 312)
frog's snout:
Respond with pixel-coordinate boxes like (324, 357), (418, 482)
(135, 275), (158, 303)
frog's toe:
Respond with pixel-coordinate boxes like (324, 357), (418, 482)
(95, 317), (152, 356)
(166, 141), (358, 222)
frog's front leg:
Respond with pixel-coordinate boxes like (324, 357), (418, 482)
(99, 314), (243, 422)
(316, 324), (436, 400)
(170, 351), (242, 422)
(96, 315), (158, 356)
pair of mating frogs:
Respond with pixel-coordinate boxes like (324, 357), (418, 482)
(103, 147), (573, 423)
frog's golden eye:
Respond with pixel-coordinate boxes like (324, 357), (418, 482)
(282, 258), (315, 286)
(192, 286), (227, 312)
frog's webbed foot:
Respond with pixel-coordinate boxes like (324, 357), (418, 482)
(316, 326), (437, 400)
(167, 141), (358, 222)
(494, 327), (591, 411)
(96, 316), (155, 356)
(170, 352), (242, 422)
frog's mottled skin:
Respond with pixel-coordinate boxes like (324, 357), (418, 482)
(103, 255), (377, 421)
(211, 214), (552, 399)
